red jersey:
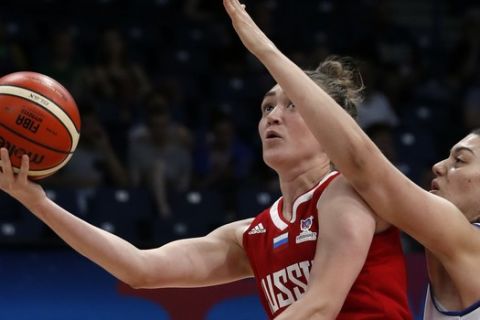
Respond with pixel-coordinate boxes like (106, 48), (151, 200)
(243, 172), (411, 319)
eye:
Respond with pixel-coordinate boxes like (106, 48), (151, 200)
(262, 104), (274, 113)
(454, 156), (465, 165)
(286, 102), (295, 109)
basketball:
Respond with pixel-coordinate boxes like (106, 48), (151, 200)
(0, 71), (81, 179)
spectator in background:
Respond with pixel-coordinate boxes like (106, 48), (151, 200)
(44, 102), (129, 189)
(83, 27), (152, 160)
(448, 6), (480, 90)
(128, 93), (192, 218)
(194, 116), (253, 218)
(356, 59), (398, 129)
(37, 28), (84, 97)
(183, 0), (223, 22)
(353, 0), (420, 110)
(364, 123), (397, 164)
(0, 20), (28, 74)
(463, 86), (480, 131)
(89, 27), (151, 108)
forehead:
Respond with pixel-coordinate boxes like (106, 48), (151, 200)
(454, 134), (480, 153)
(263, 84), (285, 99)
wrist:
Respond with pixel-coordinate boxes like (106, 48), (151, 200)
(22, 193), (50, 216)
(255, 42), (278, 60)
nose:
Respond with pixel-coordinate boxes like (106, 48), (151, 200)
(265, 105), (282, 125)
(432, 159), (446, 177)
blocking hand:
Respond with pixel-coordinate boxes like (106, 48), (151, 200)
(223, 0), (277, 57)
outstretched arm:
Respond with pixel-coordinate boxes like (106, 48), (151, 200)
(0, 148), (252, 288)
(223, 0), (477, 261)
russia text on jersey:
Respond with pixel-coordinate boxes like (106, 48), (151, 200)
(260, 260), (313, 314)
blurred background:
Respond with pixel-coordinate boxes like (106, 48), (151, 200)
(0, 0), (479, 318)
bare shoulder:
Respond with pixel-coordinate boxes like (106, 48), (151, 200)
(209, 218), (254, 248)
(317, 174), (377, 233)
(319, 175), (379, 220)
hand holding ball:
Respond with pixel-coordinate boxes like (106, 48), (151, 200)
(0, 71), (81, 179)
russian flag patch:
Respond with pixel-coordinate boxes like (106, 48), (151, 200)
(273, 233), (288, 249)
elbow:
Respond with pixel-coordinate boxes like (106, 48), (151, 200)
(119, 262), (156, 289)
(307, 305), (340, 320)
(124, 270), (169, 290)
(291, 299), (340, 319)
(127, 278), (147, 290)
(121, 272), (149, 289)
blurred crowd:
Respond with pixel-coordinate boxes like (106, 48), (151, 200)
(1, 0), (479, 249)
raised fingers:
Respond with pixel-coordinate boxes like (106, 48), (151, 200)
(231, 0), (245, 11)
(0, 148), (13, 176)
(17, 154), (30, 182)
(224, 0), (246, 18)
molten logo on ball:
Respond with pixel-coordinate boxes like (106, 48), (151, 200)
(0, 135), (45, 164)
(28, 92), (50, 108)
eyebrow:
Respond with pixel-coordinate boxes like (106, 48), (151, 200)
(451, 146), (475, 155)
(263, 90), (276, 99)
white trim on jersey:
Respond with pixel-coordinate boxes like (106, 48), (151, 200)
(291, 171), (338, 222)
(424, 285), (480, 320)
(290, 189), (315, 223)
(270, 198), (288, 231)
(269, 171), (339, 230)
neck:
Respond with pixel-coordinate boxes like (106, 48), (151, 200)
(278, 161), (331, 221)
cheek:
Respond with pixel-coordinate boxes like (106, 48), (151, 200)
(296, 125), (320, 145)
(454, 173), (480, 194)
(258, 120), (265, 137)
(292, 128), (322, 154)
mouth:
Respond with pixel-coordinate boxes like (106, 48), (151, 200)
(265, 130), (282, 140)
(430, 180), (439, 192)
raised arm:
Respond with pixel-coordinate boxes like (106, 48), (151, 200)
(0, 149), (252, 288)
(276, 176), (376, 319)
(223, 0), (478, 261)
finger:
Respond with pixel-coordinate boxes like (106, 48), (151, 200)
(223, 0), (235, 16)
(223, 0), (235, 19)
(224, 0), (246, 17)
(18, 154), (29, 182)
(232, 0), (246, 11)
(0, 148), (13, 177)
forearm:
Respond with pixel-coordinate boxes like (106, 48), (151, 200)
(27, 197), (146, 286)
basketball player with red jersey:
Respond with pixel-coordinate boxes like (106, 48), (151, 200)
(0, 6), (409, 320)
(0, 83), (411, 318)
(244, 169), (412, 319)
(0, 76), (411, 318)
(0, 73), (412, 318)
(243, 170), (411, 319)
(0, 61), (411, 317)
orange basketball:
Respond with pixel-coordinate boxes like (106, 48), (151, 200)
(0, 71), (81, 179)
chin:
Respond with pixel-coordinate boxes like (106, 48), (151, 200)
(263, 153), (288, 169)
